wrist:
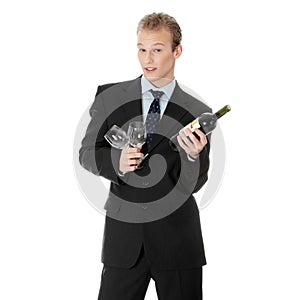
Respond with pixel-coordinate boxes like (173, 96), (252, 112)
(188, 153), (199, 161)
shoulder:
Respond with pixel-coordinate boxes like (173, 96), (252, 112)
(89, 77), (141, 114)
(95, 83), (118, 97)
(95, 77), (141, 97)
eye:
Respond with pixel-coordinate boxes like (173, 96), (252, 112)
(138, 48), (146, 53)
(154, 49), (162, 53)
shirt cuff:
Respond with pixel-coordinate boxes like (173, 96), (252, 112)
(118, 170), (126, 177)
(187, 154), (197, 162)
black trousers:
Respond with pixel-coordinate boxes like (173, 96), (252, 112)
(98, 246), (203, 300)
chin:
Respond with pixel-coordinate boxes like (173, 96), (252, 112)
(146, 75), (165, 82)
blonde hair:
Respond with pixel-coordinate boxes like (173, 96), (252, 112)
(137, 12), (182, 51)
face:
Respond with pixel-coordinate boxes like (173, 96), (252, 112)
(137, 27), (182, 87)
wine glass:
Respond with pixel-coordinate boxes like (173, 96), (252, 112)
(127, 121), (146, 148)
(127, 121), (148, 168)
(104, 125), (129, 149)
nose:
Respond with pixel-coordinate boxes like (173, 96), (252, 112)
(145, 51), (153, 64)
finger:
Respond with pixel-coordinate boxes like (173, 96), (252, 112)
(126, 147), (141, 154)
(125, 157), (138, 167)
(185, 128), (206, 150)
(130, 159), (141, 166)
(128, 152), (144, 159)
(184, 128), (200, 145)
(121, 158), (137, 168)
(125, 166), (137, 172)
(194, 129), (207, 145)
(179, 130), (193, 147)
(177, 135), (189, 152)
(179, 129), (205, 156)
(128, 155), (144, 165)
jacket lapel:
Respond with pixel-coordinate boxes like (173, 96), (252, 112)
(119, 77), (143, 125)
(117, 78), (192, 153)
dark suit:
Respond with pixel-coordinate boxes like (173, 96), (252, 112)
(79, 77), (211, 298)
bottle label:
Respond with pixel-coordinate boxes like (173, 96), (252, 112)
(181, 118), (200, 133)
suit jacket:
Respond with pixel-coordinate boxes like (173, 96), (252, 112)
(79, 77), (212, 270)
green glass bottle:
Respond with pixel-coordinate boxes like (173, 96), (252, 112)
(170, 105), (231, 151)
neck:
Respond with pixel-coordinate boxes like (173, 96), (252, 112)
(146, 76), (174, 88)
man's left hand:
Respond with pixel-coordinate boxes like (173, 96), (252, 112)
(177, 128), (207, 160)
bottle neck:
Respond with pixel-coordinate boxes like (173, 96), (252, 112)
(215, 105), (231, 119)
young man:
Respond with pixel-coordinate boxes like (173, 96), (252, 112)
(79, 13), (211, 300)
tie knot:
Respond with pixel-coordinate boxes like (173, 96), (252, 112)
(149, 89), (164, 100)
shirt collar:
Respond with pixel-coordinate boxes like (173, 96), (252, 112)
(141, 75), (176, 100)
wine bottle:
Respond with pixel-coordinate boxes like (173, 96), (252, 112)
(169, 105), (231, 151)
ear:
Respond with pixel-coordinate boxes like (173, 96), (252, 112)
(173, 44), (182, 59)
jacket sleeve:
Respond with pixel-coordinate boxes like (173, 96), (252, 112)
(175, 135), (210, 195)
(79, 86), (123, 185)
(194, 136), (210, 193)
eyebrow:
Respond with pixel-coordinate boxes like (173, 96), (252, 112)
(137, 42), (166, 47)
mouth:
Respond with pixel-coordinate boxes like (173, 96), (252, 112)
(144, 67), (157, 73)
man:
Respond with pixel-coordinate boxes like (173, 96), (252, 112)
(79, 12), (212, 300)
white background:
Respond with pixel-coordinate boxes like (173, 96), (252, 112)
(1, 0), (300, 299)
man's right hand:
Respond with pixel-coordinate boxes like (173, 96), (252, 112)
(119, 147), (144, 174)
